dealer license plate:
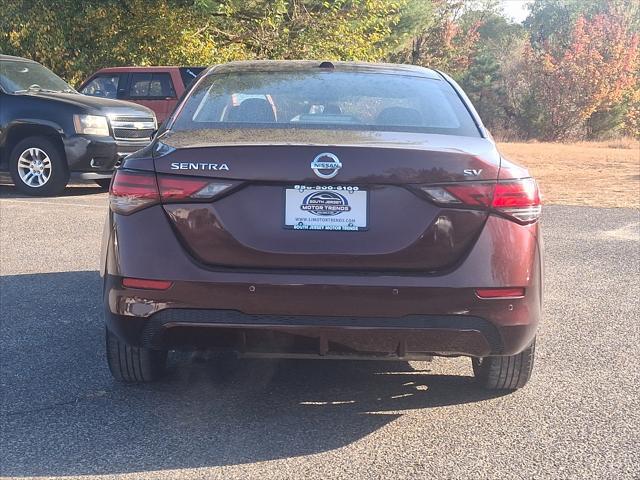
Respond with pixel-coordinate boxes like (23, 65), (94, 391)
(284, 185), (368, 231)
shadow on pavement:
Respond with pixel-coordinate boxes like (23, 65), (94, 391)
(0, 180), (106, 198)
(0, 271), (504, 477)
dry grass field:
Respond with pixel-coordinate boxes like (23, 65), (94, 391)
(498, 139), (640, 208)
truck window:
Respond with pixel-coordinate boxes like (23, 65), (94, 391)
(128, 73), (176, 99)
(179, 67), (206, 90)
(80, 75), (119, 98)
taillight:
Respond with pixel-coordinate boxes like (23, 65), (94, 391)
(420, 178), (541, 224)
(428, 183), (493, 207)
(109, 171), (238, 215)
(157, 175), (236, 201)
(109, 170), (159, 215)
(492, 178), (541, 223)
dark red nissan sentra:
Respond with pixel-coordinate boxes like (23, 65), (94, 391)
(101, 60), (542, 390)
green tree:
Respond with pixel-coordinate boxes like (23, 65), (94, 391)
(0, 0), (416, 85)
(197, 0), (410, 61)
(0, 0), (230, 84)
(390, 0), (488, 76)
(459, 12), (526, 137)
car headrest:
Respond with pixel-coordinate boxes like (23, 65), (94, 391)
(228, 98), (275, 123)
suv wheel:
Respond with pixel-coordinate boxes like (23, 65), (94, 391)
(472, 338), (536, 390)
(105, 328), (167, 383)
(9, 136), (69, 196)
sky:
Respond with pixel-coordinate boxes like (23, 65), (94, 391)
(500, 0), (532, 23)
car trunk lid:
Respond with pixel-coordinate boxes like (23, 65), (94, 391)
(154, 129), (500, 272)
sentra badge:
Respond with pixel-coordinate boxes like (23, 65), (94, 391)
(170, 162), (229, 171)
(311, 153), (342, 179)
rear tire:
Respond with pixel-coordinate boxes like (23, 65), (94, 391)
(9, 136), (69, 196)
(472, 337), (536, 390)
(95, 178), (112, 189)
(105, 328), (167, 383)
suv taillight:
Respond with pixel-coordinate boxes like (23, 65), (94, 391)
(420, 178), (541, 224)
(109, 170), (237, 215)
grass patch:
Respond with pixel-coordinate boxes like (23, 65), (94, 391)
(498, 140), (640, 209)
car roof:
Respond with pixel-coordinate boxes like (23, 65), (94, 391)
(0, 54), (37, 63)
(93, 66), (198, 73)
(208, 60), (442, 79)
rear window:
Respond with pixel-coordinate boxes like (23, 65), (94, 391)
(172, 70), (480, 137)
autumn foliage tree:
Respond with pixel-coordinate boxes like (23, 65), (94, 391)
(518, 5), (639, 140)
(391, 0), (483, 77)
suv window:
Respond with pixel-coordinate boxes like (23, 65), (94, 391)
(128, 73), (175, 99)
(0, 60), (73, 94)
(80, 75), (119, 98)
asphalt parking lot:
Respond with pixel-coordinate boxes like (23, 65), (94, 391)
(1, 182), (639, 480)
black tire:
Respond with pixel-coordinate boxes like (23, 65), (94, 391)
(9, 136), (69, 196)
(95, 178), (112, 189)
(472, 337), (536, 390)
(105, 328), (167, 383)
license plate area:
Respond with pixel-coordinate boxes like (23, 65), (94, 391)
(284, 185), (368, 231)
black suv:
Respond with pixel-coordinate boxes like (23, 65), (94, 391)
(0, 55), (156, 196)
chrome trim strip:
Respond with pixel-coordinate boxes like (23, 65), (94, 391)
(110, 120), (156, 129)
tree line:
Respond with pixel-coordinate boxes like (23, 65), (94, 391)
(1, 0), (638, 140)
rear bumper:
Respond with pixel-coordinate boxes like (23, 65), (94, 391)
(105, 306), (536, 358)
(101, 206), (543, 358)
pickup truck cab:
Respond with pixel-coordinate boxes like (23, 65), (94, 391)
(0, 55), (156, 196)
(79, 66), (205, 123)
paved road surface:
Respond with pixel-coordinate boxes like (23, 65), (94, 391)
(1, 183), (639, 479)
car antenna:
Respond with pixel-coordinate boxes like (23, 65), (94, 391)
(318, 61), (335, 69)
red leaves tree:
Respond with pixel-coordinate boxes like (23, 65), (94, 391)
(522, 5), (639, 140)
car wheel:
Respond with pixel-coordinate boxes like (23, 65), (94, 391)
(95, 178), (112, 189)
(105, 328), (167, 383)
(472, 337), (536, 390)
(9, 136), (70, 196)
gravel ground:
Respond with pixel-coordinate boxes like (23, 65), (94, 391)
(1, 183), (639, 479)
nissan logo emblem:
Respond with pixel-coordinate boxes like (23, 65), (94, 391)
(311, 152), (342, 179)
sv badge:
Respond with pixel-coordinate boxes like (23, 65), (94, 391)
(463, 169), (483, 176)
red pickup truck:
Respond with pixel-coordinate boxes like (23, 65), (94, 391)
(79, 66), (205, 123)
